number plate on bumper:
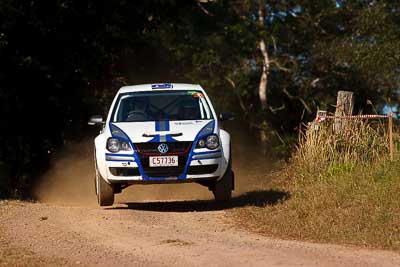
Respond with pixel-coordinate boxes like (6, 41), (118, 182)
(149, 156), (178, 167)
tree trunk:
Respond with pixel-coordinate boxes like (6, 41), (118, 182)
(334, 91), (354, 132)
(258, 1), (269, 110)
(259, 39), (269, 110)
(257, 1), (270, 151)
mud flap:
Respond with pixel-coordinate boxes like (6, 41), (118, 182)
(196, 180), (216, 191)
(231, 171), (235, 191)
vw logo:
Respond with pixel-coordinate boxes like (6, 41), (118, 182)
(157, 143), (169, 154)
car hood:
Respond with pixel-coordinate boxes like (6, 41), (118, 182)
(110, 120), (214, 143)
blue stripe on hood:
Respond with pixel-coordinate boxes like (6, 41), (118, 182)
(149, 120), (176, 142)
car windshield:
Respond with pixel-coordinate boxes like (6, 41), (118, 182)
(111, 90), (214, 122)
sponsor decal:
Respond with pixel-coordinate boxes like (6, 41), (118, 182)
(186, 91), (204, 98)
(151, 83), (173, 89)
(174, 121), (194, 125)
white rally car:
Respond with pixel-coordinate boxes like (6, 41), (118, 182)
(89, 83), (234, 206)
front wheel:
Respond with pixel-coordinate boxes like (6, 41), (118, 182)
(213, 154), (234, 202)
(95, 168), (114, 206)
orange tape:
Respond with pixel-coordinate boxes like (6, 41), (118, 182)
(315, 114), (392, 122)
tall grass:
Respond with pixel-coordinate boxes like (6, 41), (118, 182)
(296, 119), (390, 172)
(230, 118), (400, 250)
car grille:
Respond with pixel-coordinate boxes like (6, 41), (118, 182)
(187, 164), (219, 175)
(134, 142), (192, 178)
(109, 167), (140, 176)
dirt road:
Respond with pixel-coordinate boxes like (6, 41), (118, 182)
(1, 125), (400, 266)
(2, 199), (400, 267)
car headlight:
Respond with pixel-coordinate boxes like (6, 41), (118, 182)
(206, 135), (219, 149)
(197, 139), (206, 148)
(107, 138), (132, 153)
(196, 134), (219, 150)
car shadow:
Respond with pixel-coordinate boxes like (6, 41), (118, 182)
(109, 190), (290, 212)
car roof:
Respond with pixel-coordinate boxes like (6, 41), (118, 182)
(118, 83), (203, 93)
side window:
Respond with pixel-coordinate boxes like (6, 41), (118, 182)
(115, 96), (132, 122)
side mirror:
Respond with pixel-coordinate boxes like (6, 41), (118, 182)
(218, 112), (234, 121)
(88, 115), (104, 126)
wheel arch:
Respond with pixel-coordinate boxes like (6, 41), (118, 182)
(94, 134), (109, 180)
(219, 129), (231, 176)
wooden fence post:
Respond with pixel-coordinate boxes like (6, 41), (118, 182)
(334, 91), (354, 132)
(389, 112), (394, 161)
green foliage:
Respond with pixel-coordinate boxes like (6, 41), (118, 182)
(326, 162), (356, 177)
(154, 0), (400, 130)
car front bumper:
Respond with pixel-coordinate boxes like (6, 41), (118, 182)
(104, 157), (224, 184)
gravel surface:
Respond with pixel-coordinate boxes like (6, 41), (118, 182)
(1, 200), (400, 267)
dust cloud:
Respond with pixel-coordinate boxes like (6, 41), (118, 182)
(33, 138), (98, 206)
(33, 121), (277, 206)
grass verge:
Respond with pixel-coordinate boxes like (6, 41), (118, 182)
(229, 120), (400, 250)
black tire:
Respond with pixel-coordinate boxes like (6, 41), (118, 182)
(213, 152), (234, 202)
(95, 168), (114, 206)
